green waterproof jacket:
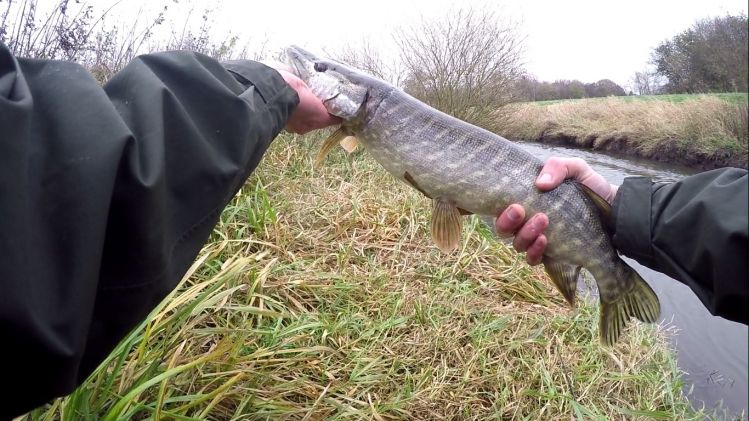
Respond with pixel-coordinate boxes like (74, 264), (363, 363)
(0, 43), (299, 418)
(612, 168), (748, 325)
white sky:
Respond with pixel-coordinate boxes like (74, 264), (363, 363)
(28, 0), (749, 89)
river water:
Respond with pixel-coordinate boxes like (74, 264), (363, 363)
(512, 141), (748, 418)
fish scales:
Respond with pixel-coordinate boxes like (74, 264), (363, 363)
(284, 45), (660, 345)
(366, 89), (538, 213)
(363, 89), (612, 278)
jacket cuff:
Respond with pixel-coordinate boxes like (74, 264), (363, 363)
(612, 177), (654, 265)
(222, 60), (299, 107)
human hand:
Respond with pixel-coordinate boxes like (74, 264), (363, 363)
(495, 157), (619, 265)
(271, 65), (341, 134)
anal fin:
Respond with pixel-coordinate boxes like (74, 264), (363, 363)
(431, 198), (463, 253)
(542, 257), (580, 307)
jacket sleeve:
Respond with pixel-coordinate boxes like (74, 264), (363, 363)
(0, 42), (298, 418)
(611, 168), (748, 325)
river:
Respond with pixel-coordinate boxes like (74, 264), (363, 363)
(512, 141), (748, 418)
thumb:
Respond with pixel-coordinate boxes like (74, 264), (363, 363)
(535, 157), (576, 191)
(536, 157), (617, 203)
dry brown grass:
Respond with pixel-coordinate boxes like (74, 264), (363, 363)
(497, 95), (748, 169)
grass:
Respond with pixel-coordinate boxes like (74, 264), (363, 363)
(531, 93), (748, 106)
(19, 132), (722, 420)
(497, 94), (748, 170)
(618, 93), (747, 104)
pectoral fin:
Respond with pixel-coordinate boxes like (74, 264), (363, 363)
(431, 198), (463, 253)
(542, 257), (580, 307)
(314, 127), (349, 167)
(340, 136), (359, 153)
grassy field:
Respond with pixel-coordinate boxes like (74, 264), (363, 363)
(19, 132), (721, 420)
(531, 93), (748, 106)
(497, 93), (748, 170)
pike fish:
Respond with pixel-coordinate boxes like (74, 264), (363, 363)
(283, 45), (660, 345)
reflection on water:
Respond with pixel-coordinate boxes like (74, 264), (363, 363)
(515, 140), (700, 184)
(515, 141), (747, 417)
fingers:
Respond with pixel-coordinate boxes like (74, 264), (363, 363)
(501, 156), (616, 266)
(276, 70), (341, 134)
(512, 213), (548, 255)
(290, 90), (341, 134)
(525, 234), (547, 266)
(495, 206), (549, 266)
(495, 204), (525, 237)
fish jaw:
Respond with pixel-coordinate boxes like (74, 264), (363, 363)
(283, 45), (398, 125)
(283, 45), (319, 83)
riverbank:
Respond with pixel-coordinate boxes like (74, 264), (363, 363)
(25, 133), (714, 419)
(496, 94), (748, 170)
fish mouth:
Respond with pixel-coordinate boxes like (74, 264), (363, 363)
(283, 45), (319, 81)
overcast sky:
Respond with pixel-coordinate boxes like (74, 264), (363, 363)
(30, 0), (749, 88)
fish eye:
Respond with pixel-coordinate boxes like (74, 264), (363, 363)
(314, 62), (328, 72)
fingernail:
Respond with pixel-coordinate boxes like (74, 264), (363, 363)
(507, 207), (521, 222)
(537, 173), (552, 185)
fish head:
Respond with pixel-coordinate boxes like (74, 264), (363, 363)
(283, 45), (391, 122)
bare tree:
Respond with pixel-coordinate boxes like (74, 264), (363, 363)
(1, 0), (268, 83)
(394, 6), (524, 131)
(328, 39), (404, 86)
(632, 71), (651, 95)
(631, 70), (665, 95)
(1, 0), (168, 82)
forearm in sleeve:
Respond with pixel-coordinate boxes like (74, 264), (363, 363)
(611, 168), (748, 324)
(0, 43), (298, 417)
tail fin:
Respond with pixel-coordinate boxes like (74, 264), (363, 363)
(600, 271), (660, 346)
